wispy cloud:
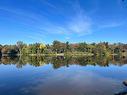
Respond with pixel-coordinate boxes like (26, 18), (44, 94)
(40, 0), (93, 37)
(41, 0), (57, 9)
(65, 37), (70, 40)
(99, 21), (124, 29)
(0, 0), (93, 41)
(66, 1), (92, 36)
(27, 35), (46, 43)
(30, 0), (93, 38)
(67, 11), (92, 36)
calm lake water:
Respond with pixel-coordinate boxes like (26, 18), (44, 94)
(0, 56), (127, 95)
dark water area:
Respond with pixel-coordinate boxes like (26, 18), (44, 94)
(0, 56), (127, 95)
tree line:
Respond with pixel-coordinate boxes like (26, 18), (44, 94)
(0, 40), (127, 56)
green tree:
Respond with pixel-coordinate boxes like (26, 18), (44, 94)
(77, 42), (87, 52)
(53, 40), (65, 53)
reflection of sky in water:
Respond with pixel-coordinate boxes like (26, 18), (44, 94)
(0, 64), (127, 95)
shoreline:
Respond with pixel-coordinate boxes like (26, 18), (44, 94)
(1, 53), (125, 57)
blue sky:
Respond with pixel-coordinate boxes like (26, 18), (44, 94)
(0, 0), (127, 44)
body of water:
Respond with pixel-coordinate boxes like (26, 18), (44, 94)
(0, 56), (127, 95)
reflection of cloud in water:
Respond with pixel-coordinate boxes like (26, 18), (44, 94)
(0, 84), (6, 88)
(19, 66), (123, 95)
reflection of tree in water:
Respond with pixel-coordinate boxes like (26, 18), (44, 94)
(1, 56), (19, 65)
(0, 55), (127, 69)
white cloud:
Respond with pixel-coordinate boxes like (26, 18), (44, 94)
(67, 13), (92, 36)
(37, 0), (93, 37)
(0, 1), (93, 40)
(42, 0), (57, 9)
(99, 22), (124, 28)
(65, 37), (70, 40)
(66, 1), (92, 36)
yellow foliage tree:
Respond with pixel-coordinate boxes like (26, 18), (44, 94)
(39, 44), (46, 49)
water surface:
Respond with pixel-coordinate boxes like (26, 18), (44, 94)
(0, 56), (127, 95)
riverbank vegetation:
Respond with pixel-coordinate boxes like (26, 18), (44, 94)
(0, 40), (127, 56)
